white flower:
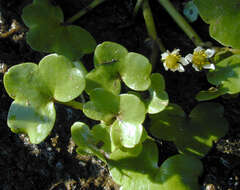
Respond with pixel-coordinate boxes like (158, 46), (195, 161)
(185, 46), (216, 71)
(161, 49), (188, 72)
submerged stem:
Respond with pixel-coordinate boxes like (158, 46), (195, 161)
(142, 0), (165, 52)
(65, 0), (107, 24)
(142, 0), (165, 69)
(134, 0), (144, 16)
(157, 0), (203, 46)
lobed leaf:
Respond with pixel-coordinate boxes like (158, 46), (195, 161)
(87, 42), (152, 93)
(207, 55), (240, 94)
(39, 54), (86, 102)
(119, 52), (152, 91)
(4, 54), (86, 143)
(8, 99), (55, 144)
(22, 0), (96, 60)
(194, 0), (240, 48)
(147, 73), (169, 114)
(109, 140), (203, 190)
(150, 103), (228, 157)
(83, 88), (120, 122)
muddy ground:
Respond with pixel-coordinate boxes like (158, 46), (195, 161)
(1, 0), (240, 190)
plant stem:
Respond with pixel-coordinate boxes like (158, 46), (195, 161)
(157, 0), (203, 46)
(142, 0), (165, 52)
(65, 0), (107, 24)
(133, 0), (144, 16)
(142, 0), (165, 69)
(59, 100), (83, 110)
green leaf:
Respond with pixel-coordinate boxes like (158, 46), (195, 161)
(39, 54), (86, 102)
(156, 154), (203, 190)
(71, 122), (107, 162)
(8, 99), (55, 144)
(3, 63), (42, 102)
(111, 120), (143, 149)
(4, 54), (86, 144)
(147, 73), (169, 114)
(109, 140), (203, 190)
(83, 88), (120, 122)
(119, 52), (152, 91)
(109, 140), (160, 190)
(110, 94), (146, 148)
(195, 87), (228, 101)
(94, 41), (128, 67)
(194, 0), (240, 48)
(150, 103), (228, 157)
(22, 0), (96, 60)
(85, 66), (121, 95)
(207, 55), (240, 94)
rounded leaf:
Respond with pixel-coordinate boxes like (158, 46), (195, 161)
(111, 120), (143, 148)
(119, 53), (152, 91)
(194, 0), (240, 48)
(85, 66), (121, 95)
(39, 54), (86, 102)
(83, 88), (120, 122)
(195, 87), (228, 101)
(94, 41), (128, 67)
(109, 140), (160, 190)
(150, 103), (228, 157)
(147, 73), (169, 114)
(8, 99), (56, 144)
(22, 0), (96, 60)
(118, 94), (146, 125)
(207, 55), (240, 94)
(156, 154), (203, 190)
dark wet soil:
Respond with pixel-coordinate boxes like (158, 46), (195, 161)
(1, 0), (240, 190)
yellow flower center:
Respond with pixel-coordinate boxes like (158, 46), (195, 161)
(192, 50), (210, 69)
(165, 54), (180, 69)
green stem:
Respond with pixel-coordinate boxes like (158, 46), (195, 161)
(157, 0), (203, 46)
(134, 0), (144, 16)
(65, 0), (107, 24)
(142, 0), (165, 52)
(58, 100), (83, 110)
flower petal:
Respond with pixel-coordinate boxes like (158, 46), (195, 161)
(179, 57), (189, 66)
(205, 49), (215, 58)
(192, 64), (200, 71)
(185, 54), (193, 63)
(163, 62), (168, 71)
(203, 63), (215, 70)
(161, 52), (169, 60)
(178, 65), (185, 72)
(194, 46), (203, 52)
(172, 49), (180, 54)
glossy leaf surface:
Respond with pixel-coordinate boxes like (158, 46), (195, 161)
(147, 73), (169, 114)
(94, 41), (128, 67)
(8, 100), (55, 144)
(4, 54), (86, 143)
(110, 140), (203, 190)
(22, 0), (96, 60)
(83, 88), (120, 122)
(39, 54), (86, 102)
(85, 66), (121, 95)
(119, 53), (152, 91)
(88, 42), (152, 93)
(195, 87), (227, 101)
(150, 103), (228, 157)
(194, 0), (240, 48)
(207, 55), (240, 94)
